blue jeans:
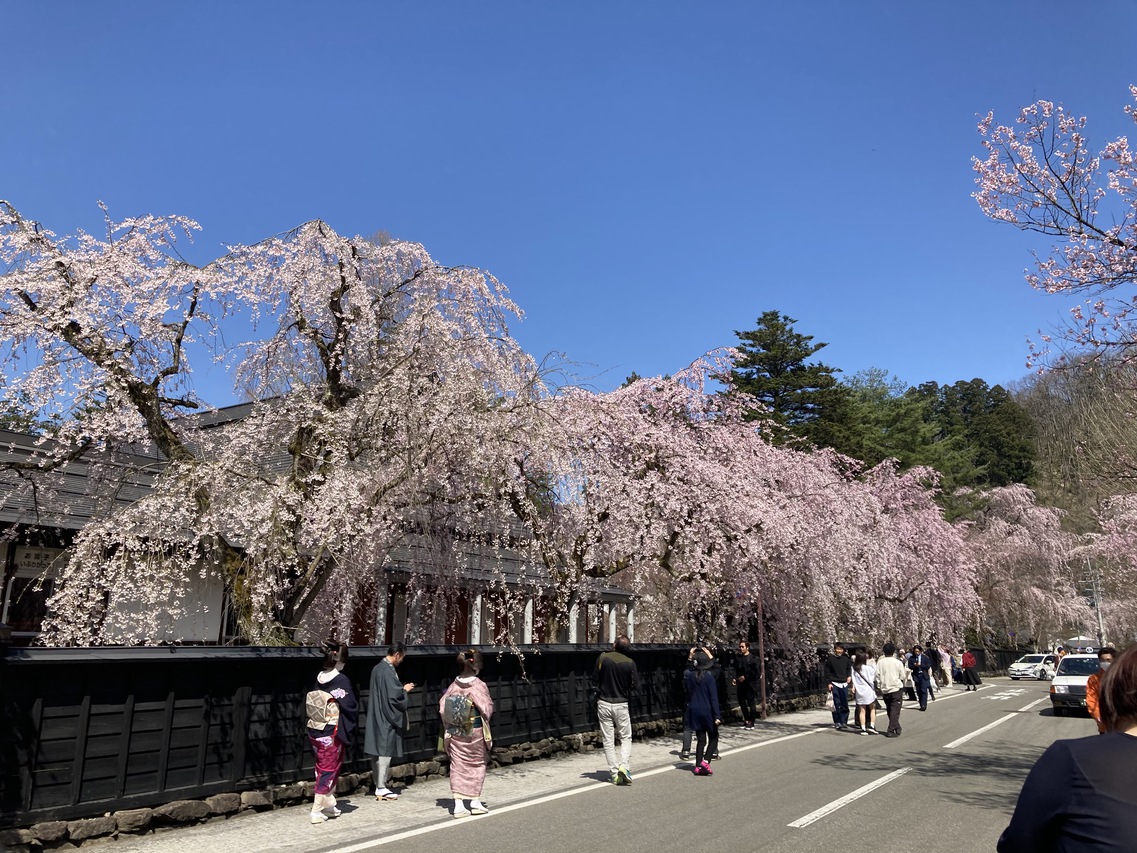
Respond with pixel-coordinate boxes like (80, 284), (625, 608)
(830, 684), (850, 727)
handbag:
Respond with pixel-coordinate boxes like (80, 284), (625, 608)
(824, 693), (835, 711)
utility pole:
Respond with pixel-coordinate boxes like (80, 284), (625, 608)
(1085, 556), (1106, 648)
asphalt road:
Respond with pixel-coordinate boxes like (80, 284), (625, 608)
(325, 679), (1087, 853)
(98, 679), (1091, 853)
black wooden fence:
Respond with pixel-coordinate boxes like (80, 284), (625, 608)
(0, 642), (1003, 829)
(0, 643), (820, 829)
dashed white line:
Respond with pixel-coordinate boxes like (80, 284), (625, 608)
(943, 696), (1050, 749)
(787, 767), (911, 828)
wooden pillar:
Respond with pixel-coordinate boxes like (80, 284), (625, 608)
(470, 592), (484, 645)
(522, 599), (534, 644)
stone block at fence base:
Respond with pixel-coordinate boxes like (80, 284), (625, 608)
(0, 827), (36, 846)
(271, 784), (306, 804)
(114, 808), (153, 832)
(240, 791), (273, 810)
(414, 760), (441, 777)
(154, 800), (211, 824)
(30, 820), (69, 842)
(66, 815), (117, 840)
(205, 793), (242, 815)
(390, 762), (413, 780)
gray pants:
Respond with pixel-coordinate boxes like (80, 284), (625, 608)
(597, 700), (632, 773)
(371, 755), (392, 790)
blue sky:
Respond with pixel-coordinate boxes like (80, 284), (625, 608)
(4, 2), (1136, 402)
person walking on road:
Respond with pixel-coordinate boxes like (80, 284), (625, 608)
(685, 649), (721, 775)
(960, 647), (981, 691)
(1086, 646), (1117, 734)
(439, 649), (494, 818)
(851, 651), (878, 735)
(733, 639), (760, 729)
(823, 642), (853, 730)
(594, 634), (639, 785)
(364, 642), (415, 802)
(875, 642), (906, 738)
(908, 645), (933, 711)
(305, 640), (358, 824)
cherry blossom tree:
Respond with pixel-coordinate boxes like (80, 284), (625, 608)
(1084, 495), (1137, 643)
(0, 201), (546, 644)
(973, 87), (1137, 365)
(2, 201), (988, 652)
(515, 354), (982, 657)
(960, 485), (1091, 648)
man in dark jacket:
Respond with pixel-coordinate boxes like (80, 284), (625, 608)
(733, 640), (761, 728)
(908, 644), (933, 711)
(594, 635), (639, 784)
(823, 643), (853, 730)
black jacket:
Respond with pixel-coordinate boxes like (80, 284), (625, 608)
(823, 653), (852, 684)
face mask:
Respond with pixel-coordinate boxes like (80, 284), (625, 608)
(1101, 661), (1111, 670)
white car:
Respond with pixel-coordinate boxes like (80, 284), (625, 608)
(1050, 654), (1100, 716)
(1008, 653), (1058, 680)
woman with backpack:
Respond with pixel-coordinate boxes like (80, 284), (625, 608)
(439, 648), (494, 818)
(305, 640), (358, 825)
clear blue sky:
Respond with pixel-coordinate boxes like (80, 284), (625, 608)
(4, 2), (1136, 401)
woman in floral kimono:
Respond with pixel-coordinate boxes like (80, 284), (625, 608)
(306, 640), (358, 825)
(439, 648), (494, 818)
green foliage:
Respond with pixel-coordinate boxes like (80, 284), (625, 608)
(0, 391), (50, 435)
(728, 311), (846, 445)
(723, 314), (1036, 514)
(912, 379), (1035, 490)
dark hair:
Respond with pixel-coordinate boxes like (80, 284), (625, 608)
(739, 640), (750, 650)
(1099, 646), (1118, 659)
(615, 634), (631, 653)
(882, 642), (896, 656)
(694, 649), (714, 678)
(1099, 644), (1137, 733)
(387, 642), (406, 657)
(853, 652), (867, 670)
(321, 639), (347, 669)
(833, 642), (845, 651)
(457, 648), (483, 674)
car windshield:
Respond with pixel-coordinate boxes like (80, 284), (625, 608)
(1056, 658), (1100, 676)
(1017, 655), (1045, 664)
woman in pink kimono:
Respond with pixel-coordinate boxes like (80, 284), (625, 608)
(439, 648), (494, 818)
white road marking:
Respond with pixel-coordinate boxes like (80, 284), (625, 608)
(787, 767), (911, 828)
(331, 729), (822, 851)
(984, 689), (1027, 701)
(943, 697), (1050, 749)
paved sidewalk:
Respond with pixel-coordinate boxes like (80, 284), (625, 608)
(85, 688), (961, 853)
